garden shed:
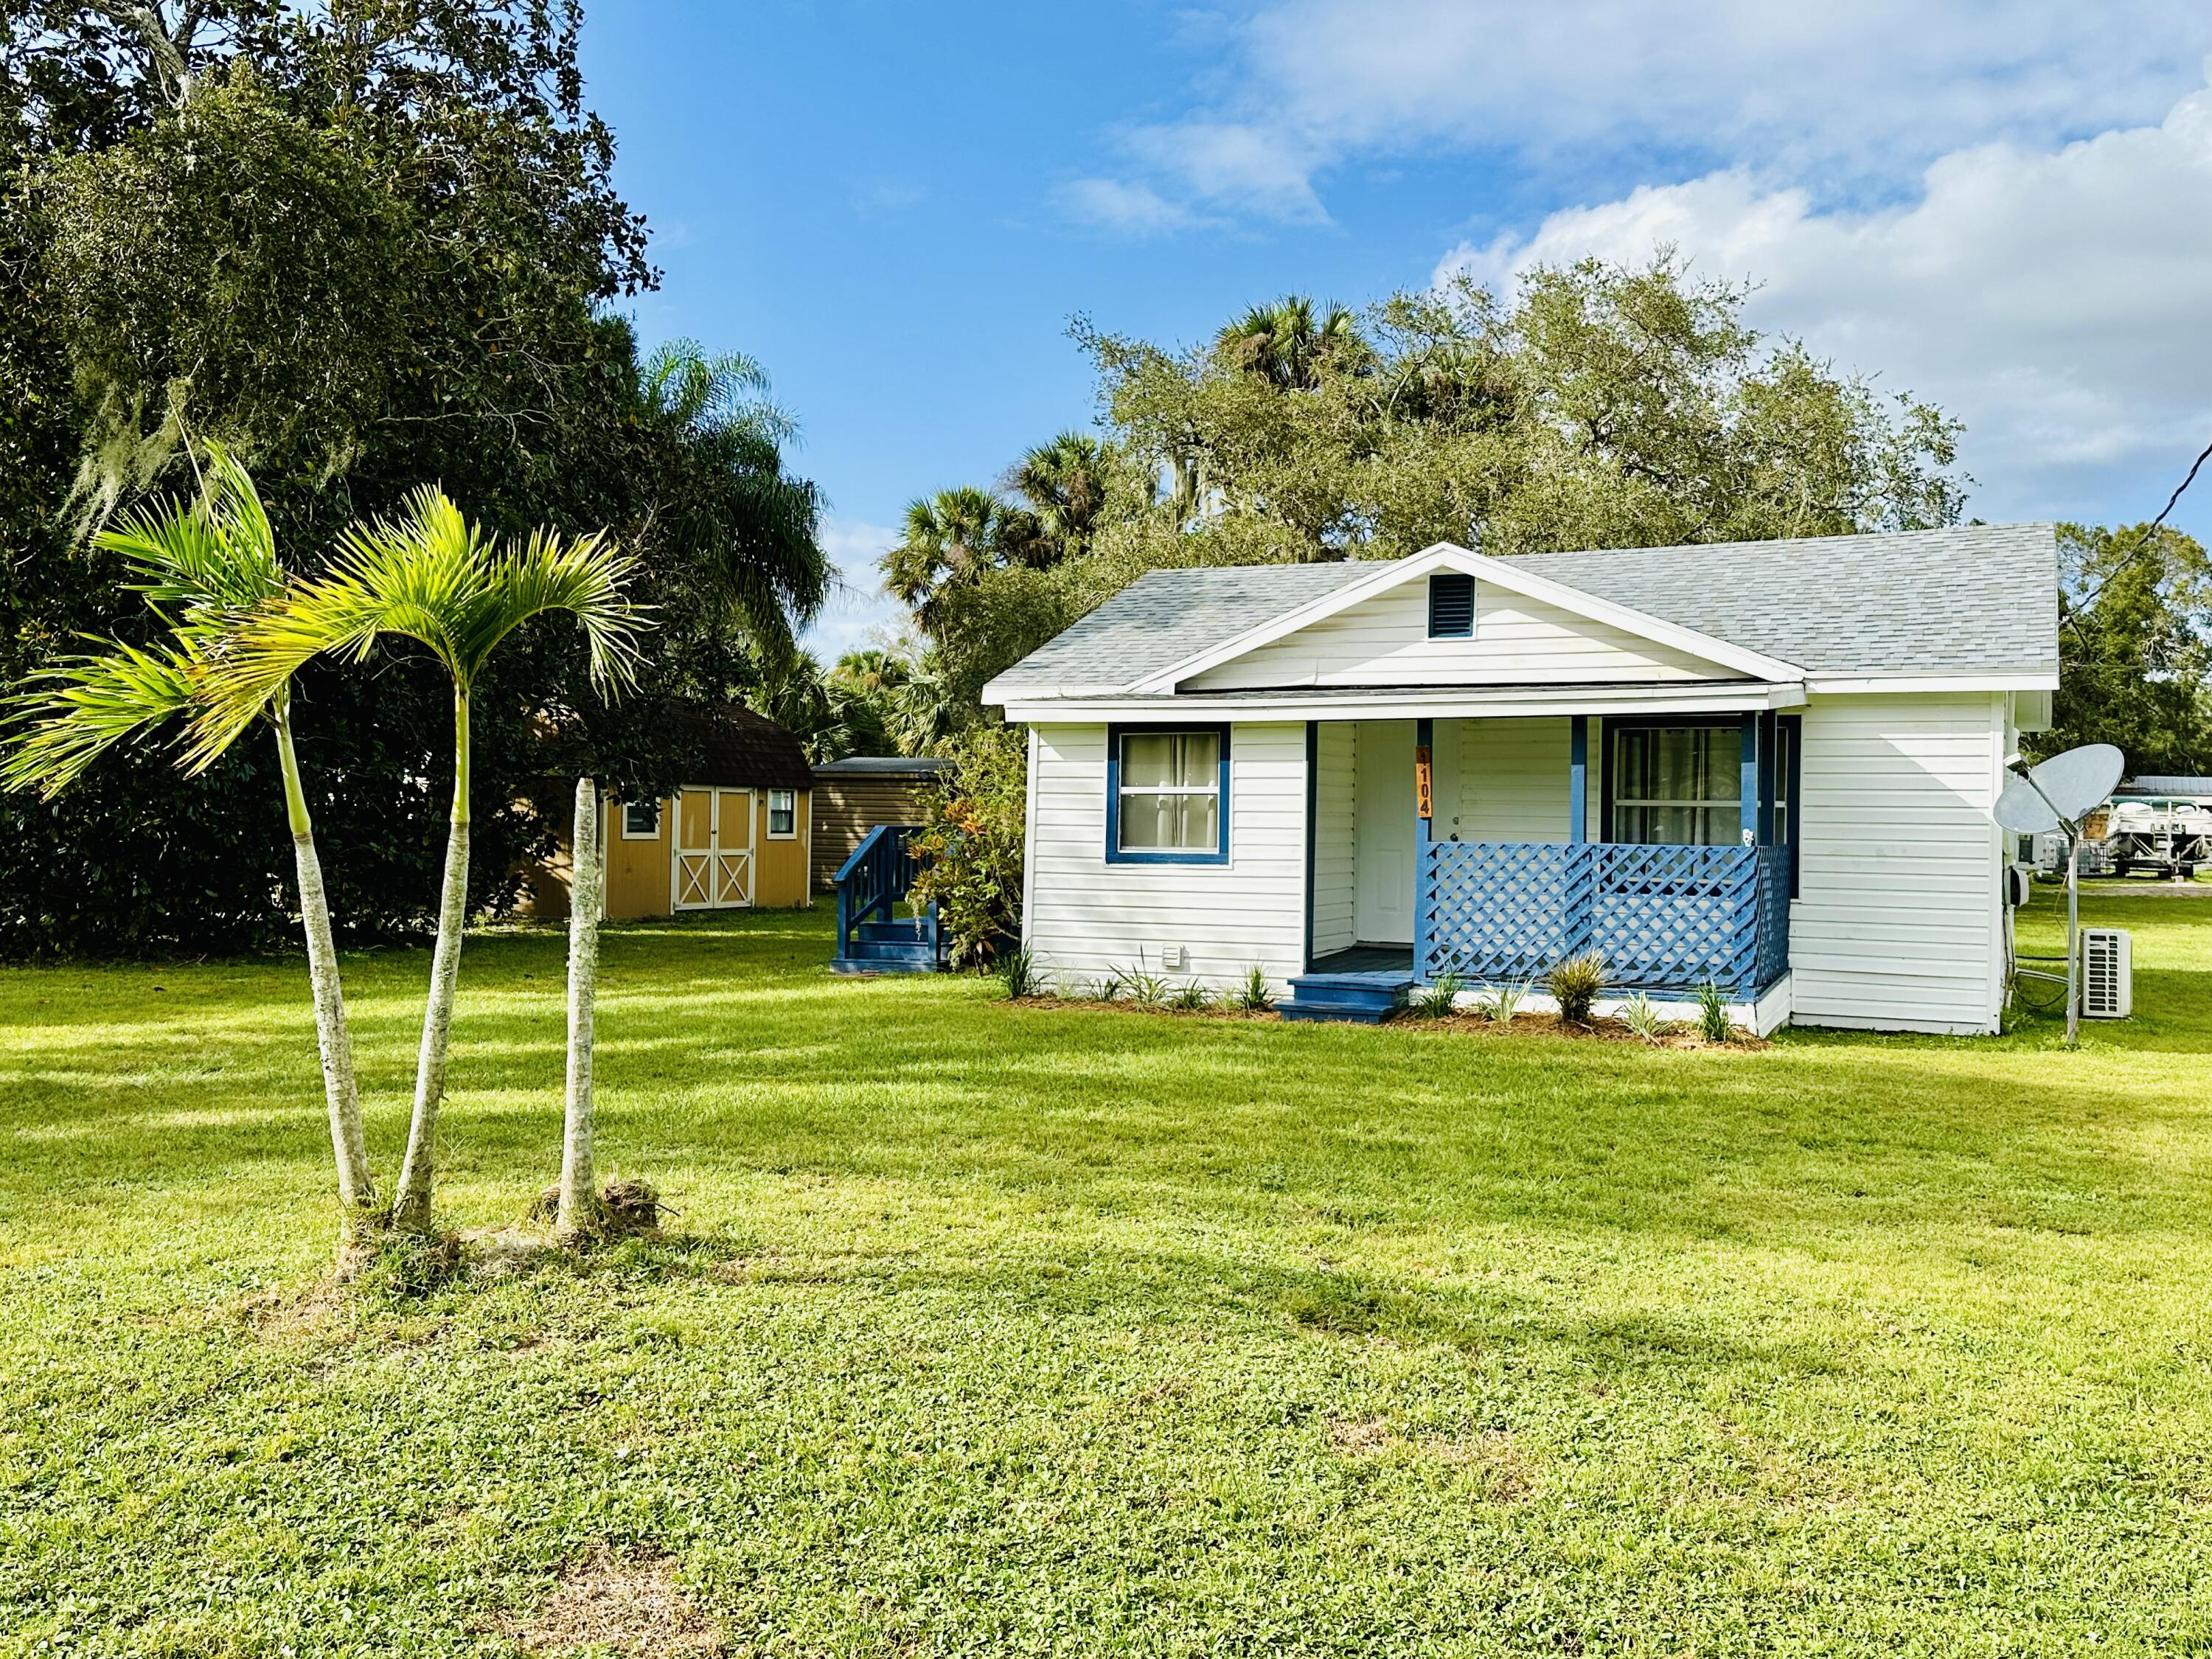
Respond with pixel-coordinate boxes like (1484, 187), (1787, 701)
(528, 703), (815, 919)
(809, 754), (951, 890)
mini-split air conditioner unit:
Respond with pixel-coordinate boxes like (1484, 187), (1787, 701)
(2081, 928), (2132, 1019)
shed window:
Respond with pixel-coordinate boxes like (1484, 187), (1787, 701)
(1427, 572), (1475, 638)
(621, 799), (663, 840)
(1110, 728), (1228, 861)
(1611, 726), (1740, 846)
(767, 788), (797, 838)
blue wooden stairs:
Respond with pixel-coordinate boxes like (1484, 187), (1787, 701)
(832, 824), (946, 975)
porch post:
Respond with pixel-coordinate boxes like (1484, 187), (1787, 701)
(1413, 717), (1433, 984)
(1756, 710), (1779, 846)
(1568, 716), (1588, 843)
(1739, 714), (1759, 848)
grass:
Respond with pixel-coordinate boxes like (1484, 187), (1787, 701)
(3, 884), (2211, 1655)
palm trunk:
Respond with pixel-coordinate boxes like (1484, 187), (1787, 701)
(390, 686), (470, 1232)
(274, 700), (377, 1257)
(557, 778), (605, 1238)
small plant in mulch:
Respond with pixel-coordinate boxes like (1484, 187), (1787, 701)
(1545, 952), (1609, 1026)
(1694, 979), (1735, 1044)
(997, 946), (1038, 1000)
(1618, 992), (1671, 1043)
(1231, 964), (1274, 1013)
(1410, 970), (1464, 1019)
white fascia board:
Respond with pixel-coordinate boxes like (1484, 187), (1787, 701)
(1124, 542), (1806, 695)
(998, 681), (1807, 725)
(1805, 671), (2059, 695)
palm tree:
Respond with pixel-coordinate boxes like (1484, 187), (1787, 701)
(191, 487), (648, 1232)
(1, 449), (379, 1260)
(557, 776), (603, 1238)
(1216, 295), (1361, 390)
(642, 340), (827, 660)
(1006, 433), (1111, 557)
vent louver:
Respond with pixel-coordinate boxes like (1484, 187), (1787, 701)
(1427, 572), (1475, 638)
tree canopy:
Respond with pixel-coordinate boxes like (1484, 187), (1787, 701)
(883, 257), (1972, 734)
(0, 1), (825, 953)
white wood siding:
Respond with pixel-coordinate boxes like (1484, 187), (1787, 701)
(1024, 722), (1308, 993)
(1187, 577), (1726, 691)
(1788, 692), (2006, 1034)
(1311, 723), (1357, 956)
(1453, 717), (1573, 841)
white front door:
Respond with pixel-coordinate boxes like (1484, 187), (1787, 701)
(1354, 719), (1416, 944)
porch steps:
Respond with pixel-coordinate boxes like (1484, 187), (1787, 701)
(1279, 970), (1413, 1024)
(830, 917), (942, 975)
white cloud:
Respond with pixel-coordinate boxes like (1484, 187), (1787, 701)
(1434, 77), (2212, 523)
(1052, 177), (1201, 236)
(1066, 0), (2210, 228)
(806, 517), (904, 659)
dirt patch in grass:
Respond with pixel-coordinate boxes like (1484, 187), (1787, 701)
(502, 1546), (722, 1658)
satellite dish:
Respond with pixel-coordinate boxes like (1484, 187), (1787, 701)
(1994, 777), (2060, 834)
(1994, 742), (2124, 832)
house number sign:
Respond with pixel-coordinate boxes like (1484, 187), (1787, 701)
(1415, 744), (1433, 820)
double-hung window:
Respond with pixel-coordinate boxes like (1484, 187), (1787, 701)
(767, 788), (797, 839)
(1108, 727), (1228, 862)
(1610, 726), (1741, 846)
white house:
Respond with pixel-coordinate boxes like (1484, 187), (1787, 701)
(981, 524), (2059, 1034)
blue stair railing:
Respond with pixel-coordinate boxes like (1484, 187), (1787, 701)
(832, 824), (944, 973)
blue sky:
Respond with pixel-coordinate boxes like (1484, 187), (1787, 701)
(579, 2), (2212, 653)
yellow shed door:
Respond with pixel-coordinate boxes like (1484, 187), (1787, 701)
(672, 787), (754, 911)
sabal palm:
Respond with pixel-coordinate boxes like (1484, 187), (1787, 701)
(1007, 432), (1110, 556)
(195, 487), (648, 1231)
(1, 449), (378, 1250)
(1217, 295), (1360, 390)
(883, 487), (1003, 612)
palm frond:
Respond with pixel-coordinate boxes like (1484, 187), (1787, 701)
(184, 487), (650, 771)
(97, 441), (282, 619)
(0, 639), (202, 800)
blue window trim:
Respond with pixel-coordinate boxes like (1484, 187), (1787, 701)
(1105, 723), (1231, 865)
(1599, 715), (1755, 847)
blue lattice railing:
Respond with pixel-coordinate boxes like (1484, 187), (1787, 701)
(1416, 841), (1790, 997)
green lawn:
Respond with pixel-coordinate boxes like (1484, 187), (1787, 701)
(4, 887), (2211, 1656)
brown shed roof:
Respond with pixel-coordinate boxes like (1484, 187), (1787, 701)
(667, 703), (813, 791)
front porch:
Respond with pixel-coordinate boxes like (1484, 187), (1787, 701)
(1285, 710), (1795, 1023)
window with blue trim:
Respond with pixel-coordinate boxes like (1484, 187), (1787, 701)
(1109, 728), (1228, 860)
(1611, 725), (1741, 845)
(1427, 572), (1475, 637)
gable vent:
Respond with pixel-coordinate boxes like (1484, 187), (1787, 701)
(1427, 572), (1475, 638)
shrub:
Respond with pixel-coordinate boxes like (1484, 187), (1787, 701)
(1411, 970), (1463, 1019)
(908, 726), (1027, 968)
(998, 947), (1037, 1000)
(1472, 980), (1529, 1024)
(1232, 965), (1274, 1013)
(1619, 991), (1668, 1043)
(1545, 952), (1607, 1025)
(1694, 979), (1733, 1044)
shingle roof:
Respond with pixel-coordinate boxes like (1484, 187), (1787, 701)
(667, 703), (813, 790)
(989, 524), (2058, 693)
